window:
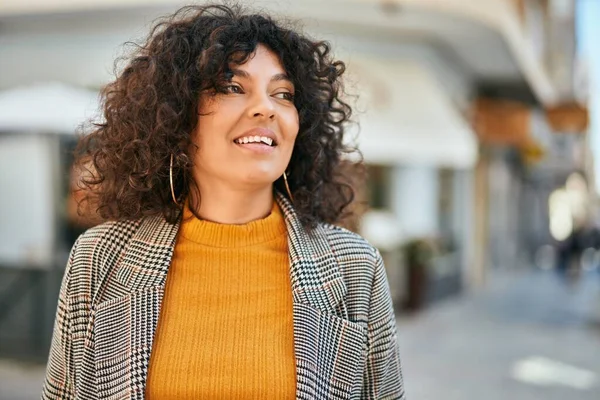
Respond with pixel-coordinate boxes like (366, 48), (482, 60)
(366, 164), (391, 210)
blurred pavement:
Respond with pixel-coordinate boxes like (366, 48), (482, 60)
(1, 268), (600, 400)
(399, 268), (600, 400)
(0, 359), (44, 400)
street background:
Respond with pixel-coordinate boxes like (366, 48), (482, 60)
(1, 0), (599, 399)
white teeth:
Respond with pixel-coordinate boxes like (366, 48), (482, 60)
(235, 135), (275, 146)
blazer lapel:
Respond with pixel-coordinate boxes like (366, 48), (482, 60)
(92, 214), (180, 400)
(276, 193), (348, 314)
(277, 194), (367, 400)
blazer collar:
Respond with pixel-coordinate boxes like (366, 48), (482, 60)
(118, 192), (347, 314)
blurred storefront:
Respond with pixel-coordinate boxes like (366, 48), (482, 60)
(469, 0), (591, 282)
(333, 0), (589, 309)
(0, 83), (99, 360)
(342, 54), (476, 310)
(335, 0), (589, 309)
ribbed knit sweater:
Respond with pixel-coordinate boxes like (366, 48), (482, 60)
(145, 202), (296, 399)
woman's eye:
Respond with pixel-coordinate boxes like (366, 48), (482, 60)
(274, 92), (295, 101)
(223, 85), (243, 94)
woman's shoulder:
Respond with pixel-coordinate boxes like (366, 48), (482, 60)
(75, 218), (144, 252)
(65, 214), (179, 306)
(66, 218), (146, 287)
(316, 222), (382, 266)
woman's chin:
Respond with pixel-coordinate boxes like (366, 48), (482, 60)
(234, 175), (280, 190)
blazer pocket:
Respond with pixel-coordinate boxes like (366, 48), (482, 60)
(316, 310), (368, 398)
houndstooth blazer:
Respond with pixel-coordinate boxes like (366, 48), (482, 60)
(42, 193), (405, 400)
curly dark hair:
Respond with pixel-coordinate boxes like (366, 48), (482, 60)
(76, 2), (361, 228)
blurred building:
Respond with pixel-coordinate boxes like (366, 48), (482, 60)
(344, 0), (590, 309)
(0, 0), (591, 360)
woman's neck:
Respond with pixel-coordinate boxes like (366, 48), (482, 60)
(189, 184), (274, 225)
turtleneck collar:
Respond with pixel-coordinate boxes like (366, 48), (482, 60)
(178, 200), (286, 248)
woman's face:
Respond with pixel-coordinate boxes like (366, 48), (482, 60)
(192, 44), (299, 192)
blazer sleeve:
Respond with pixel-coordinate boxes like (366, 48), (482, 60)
(41, 238), (79, 400)
(362, 248), (406, 399)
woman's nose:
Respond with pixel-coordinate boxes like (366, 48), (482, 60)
(247, 92), (276, 120)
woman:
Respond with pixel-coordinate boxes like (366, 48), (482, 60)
(42, 3), (405, 399)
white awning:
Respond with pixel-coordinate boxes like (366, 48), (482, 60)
(0, 82), (100, 135)
(346, 57), (478, 168)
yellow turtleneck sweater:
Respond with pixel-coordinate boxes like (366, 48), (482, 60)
(145, 202), (296, 399)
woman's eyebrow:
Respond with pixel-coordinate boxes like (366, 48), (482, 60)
(270, 73), (292, 84)
(230, 69), (292, 84)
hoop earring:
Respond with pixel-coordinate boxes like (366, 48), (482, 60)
(283, 171), (294, 202)
(169, 154), (180, 206)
